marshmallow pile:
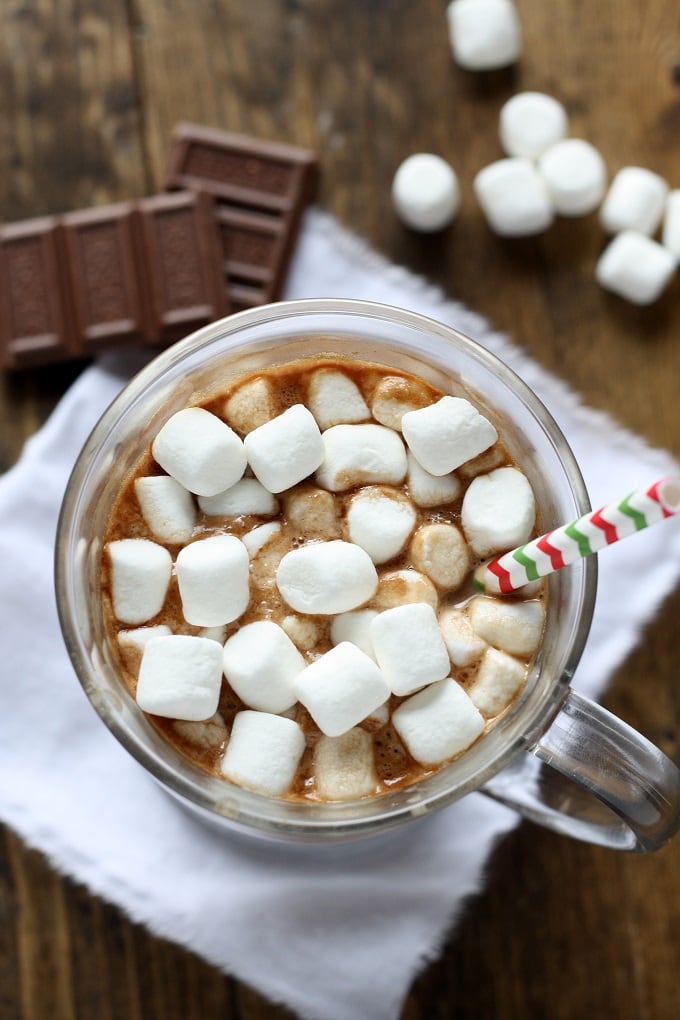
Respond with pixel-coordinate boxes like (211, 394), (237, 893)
(105, 359), (545, 802)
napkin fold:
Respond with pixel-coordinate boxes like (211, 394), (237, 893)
(1, 209), (679, 1020)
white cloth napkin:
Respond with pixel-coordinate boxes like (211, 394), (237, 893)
(1, 209), (679, 1020)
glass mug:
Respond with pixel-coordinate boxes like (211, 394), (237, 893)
(55, 299), (680, 853)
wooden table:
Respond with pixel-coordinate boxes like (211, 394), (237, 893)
(1, 2), (679, 1016)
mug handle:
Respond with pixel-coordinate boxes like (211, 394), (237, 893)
(481, 689), (680, 853)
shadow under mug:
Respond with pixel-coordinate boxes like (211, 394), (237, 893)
(55, 299), (680, 853)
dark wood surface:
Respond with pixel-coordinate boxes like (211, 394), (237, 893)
(1, 1), (679, 1017)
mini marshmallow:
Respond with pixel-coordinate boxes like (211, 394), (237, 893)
(461, 467), (535, 557)
(370, 603), (450, 696)
(134, 475), (196, 544)
(469, 596), (545, 655)
(244, 403), (324, 494)
(222, 620), (305, 713)
(410, 523), (470, 591)
(402, 396), (498, 476)
(662, 190), (680, 260)
(314, 728), (377, 800)
(438, 607), (487, 667)
(599, 166), (669, 236)
(538, 139), (607, 217)
(198, 478), (279, 517)
(223, 376), (275, 435)
(241, 521), (282, 558)
(372, 569), (439, 612)
(281, 615), (321, 651)
(474, 158), (555, 237)
(315, 424), (407, 492)
(371, 375), (431, 432)
(199, 625), (228, 644)
(406, 451), (462, 508)
(457, 444), (507, 480)
(307, 369), (370, 429)
(595, 231), (677, 306)
(330, 609), (379, 659)
(276, 540), (378, 614)
(136, 635), (224, 721)
(118, 624), (173, 674)
(392, 153), (461, 232)
(293, 642), (391, 737)
(152, 407), (246, 497)
(283, 486), (341, 538)
(221, 711), (305, 796)
(107, 538), (172, 624)
(447, 0), (522, 71)
(392, 678), (485, 765)
(361, 702), (390, 731)
(499, 91), (568, 159)
(172, 712), (228, 751)
(175, 534), (250, 626)
(468, 647), (527, 716)
(346, 487), (417, 564)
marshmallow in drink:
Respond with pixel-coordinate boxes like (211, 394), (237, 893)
(283, 486), (341, 538)
(370, 602), (450, 696)
(391, 153), (461, 232)
(469, 596), (545, 656)
(152, 407), (246, 498)
(371, 376), (431, 431)
(410, 523), (470, 591)
(438, 607), (487, 667)
(221, 711), (306, 796)
(198, 477), (279, 517)
(461, 466), (535, 557)
(175, 534), (250, 626)
(402, 396), (498, 476)
(392, 678), (485, 765)
(222, 621), (305, 714)
(313, 728), (377, 800)
(136, 635), (224, 721)
(280, 615), (321, 651)
(537, 139), (607, 217)
(330, 609), (379, 659)
(599, 166), (669, 236)
(277, 540), (378, 614)
(467, 647), (527, 716)
(346, 487), (417, 564)
(499, 91), (568, 159)
(293, 642), (391, 737)
(406, 451), (461, 508)
(372, 569), (439, 611)
(241, 521), (282, 558)
(662, 190), (680, 261)
(117, 624), (173, 674)
(306, 369), (370, 429)
(134, 475), (196, 544)
(315, 424), (408, 492)
(595, 231), (677, 306)
(243, 403), (324, 494)
(223, 376), (275, 435)
(474, 158), (555, 237)
(107, 538), (172, 624)
(446, 0), (522, 71)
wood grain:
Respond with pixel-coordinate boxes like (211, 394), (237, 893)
(1, 1), (679, 1017)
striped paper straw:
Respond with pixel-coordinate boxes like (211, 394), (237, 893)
(473, 476), (680, 595)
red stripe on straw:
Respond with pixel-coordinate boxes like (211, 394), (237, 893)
(591, 506), (619, 544)
(488, 560), (514, 594)
(647, 479), (674, 518)
(536, 531), (566, 570)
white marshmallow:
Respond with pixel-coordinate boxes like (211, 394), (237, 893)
(134, 475), (196, 544)
(175, 534), (250, 626)
(281, 615), (321, 651)
(276, 540), (378, 614)
(107, 539), (172, 625)
(370, 603), (450, 696)
(198, 478), (279, 517)
(314, 728), (377, 800)
(662, 190), (680, 260)
(461, 467), (535, 557)
(315, 424), (407, 492)
(117, 624), (173, 674)
(438, 607), (487, 667)
(361, 702), (390, 731)
(372, 569), (439, 612)
(241, 521), (282, 558)
(392, 153), (461, 232)
(221, 710), (305, 796)
(346, 487), (417, 564)
(152, 407), (246, 498)
(447, 0), (522, 71)
(223, 377), (275, 435)
(222, 621), (305, 714)
(402, 396), (498, 476)
(307, 369), (370, 429)
(474, 158), (554, 237)
(538, 139), (607, 216)
(294, 642), (391, 737)
(410, 523), (470, 591)
(596, 231), (677, 306)
(469, 596), (545, 655)
(199, 625), (228, 644)
(392, 678), (485, 765)
(458, 444), (507, 480)
(136, 635), (224, 721)
(330, 609), (379, 659)
(407, 451), (461, 508)
(599, 166), (669, 236)
(284, 486), (341, 538)
(172, 712), (228, 751)
(371, 375), (431, 431)
(243, 404), (324, 494)
(468, 647), (527, 716)
(499, 91), (568, 159)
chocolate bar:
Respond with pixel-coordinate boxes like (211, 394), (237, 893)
(166, 123), (317, 310)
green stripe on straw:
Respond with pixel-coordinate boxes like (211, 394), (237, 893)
(618, 493), (647, 531)
(512, 544), (539, 581)
(565, 520), (592, 557)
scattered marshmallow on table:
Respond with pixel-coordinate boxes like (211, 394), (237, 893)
(107, 538), (172, 624)
(446, 0), (522, 71)
(371, 376), (431, 431)
(537, 139), (607, 217)
(406, 451), (461, 508)
(595, 231), (677, 306)
(372, 569), (439, 611)
(294, 642), (391, 737)
(241, 521), (282, 558)
(438, 607), (487, 667)
(661, 190), (680, 261)
(499, 91), (568, 159)
(221, 711), (306, 796)
(315, 424), (407, 492)
(134, 475), (196, 544)
(244, 403), (324, 494)
(467, 646), (527, 716)
(276, 540), (378, 614)
(599, 166), (669, 236)
(198, 477), (279, 517)
(330, 609), (379, 659)
(175, 534), (250, 626)
(474, 158), (555, 237)
(461, 466), (535, 557)
(392, 678), (485, 765)
(222, 621), (305, 714)
(306, 369), (370, 429)
(469, 596), (545, 656)
(314, 728), (377, 800)
(135, 635), (224, 721)
(402, 396), (498, 476)
(392, 153), (461, 232)
(410, 523), (470, 591)
(346, 487), (417, 564)
(152, 407), (246, 498)
(370, 602), (450, 696)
